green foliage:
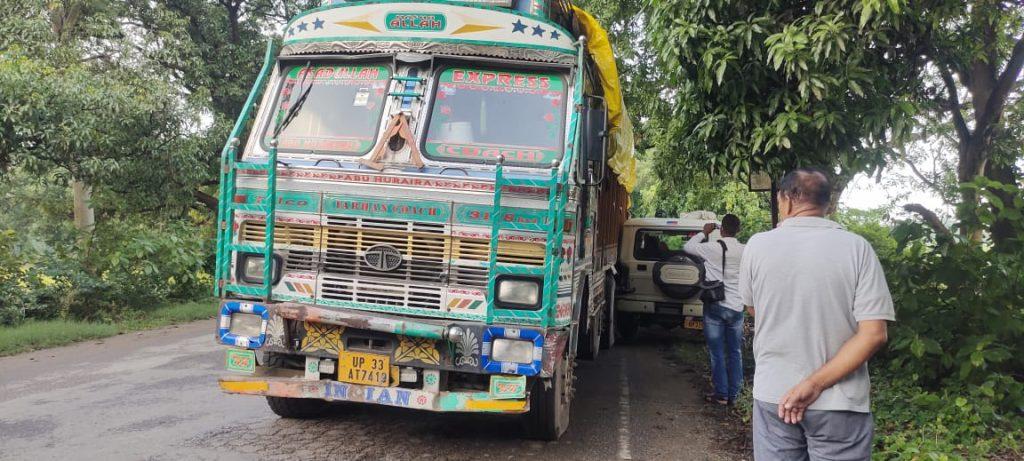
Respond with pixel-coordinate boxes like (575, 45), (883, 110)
(882, 187), (1024, 409)
(848, 180), (1024, 458)
(872, 373), (1022, 460)
(647, 0), (916, 181)
(65, 218), (213, 320)
(632, 156), (771, 240)
(834, 207), (897, 261)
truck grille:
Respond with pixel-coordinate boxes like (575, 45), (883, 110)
(323, 216), (448, 284)
(238, 216), (546, 308)
(320, 275), (443, 310)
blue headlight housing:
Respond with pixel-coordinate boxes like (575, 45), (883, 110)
(481, 327), (543, 376)
(218, 301), (269, 348)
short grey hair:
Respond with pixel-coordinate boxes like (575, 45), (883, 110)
(778, 168), (831, 208)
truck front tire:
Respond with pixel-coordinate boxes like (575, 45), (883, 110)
(525, 351), (572, 440)
(266, 396), (331, 419)
(600, 277), (615, 350)
(576, 285), (601, 360)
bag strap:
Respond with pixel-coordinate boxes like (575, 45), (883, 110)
(717, 240), (728, 282)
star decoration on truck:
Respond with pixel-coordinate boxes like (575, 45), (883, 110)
(510, 19), (562, 41)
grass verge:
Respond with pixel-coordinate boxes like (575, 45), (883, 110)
(0, 298), (215, 357)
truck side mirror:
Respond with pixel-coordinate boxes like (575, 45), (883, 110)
(577, 97), (608, 185)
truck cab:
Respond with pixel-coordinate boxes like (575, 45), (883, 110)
(615, 212), (718, 339)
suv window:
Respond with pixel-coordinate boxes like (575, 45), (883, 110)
(633, 228), (701, 261)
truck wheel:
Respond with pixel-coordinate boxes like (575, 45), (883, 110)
(618, 312), (639, 343)
(600, 277), (615, 350)
(577, 286), (601, 360)
(525, 350), (572, 440)
(265, 396), (331, 419)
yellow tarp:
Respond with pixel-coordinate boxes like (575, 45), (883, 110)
(572, 6), (637, 193)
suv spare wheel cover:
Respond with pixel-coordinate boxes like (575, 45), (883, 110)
(653, 254), (705, 299)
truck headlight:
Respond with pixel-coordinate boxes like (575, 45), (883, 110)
(236, 252), (283, 285)
(495, 276), (541, 309)
(492, 338), (537, 364)
(229, 313), (264, 338)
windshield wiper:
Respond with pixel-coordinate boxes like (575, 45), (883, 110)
(273, 61), (315, 138)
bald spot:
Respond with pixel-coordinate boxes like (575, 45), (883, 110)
(780, 169), (831, 208)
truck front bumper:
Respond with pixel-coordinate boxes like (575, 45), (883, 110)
(219, 374), (530, 414)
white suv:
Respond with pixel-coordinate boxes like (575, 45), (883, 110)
(615, 212), (719, 340)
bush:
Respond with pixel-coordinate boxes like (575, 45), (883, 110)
(873, 372), (1023, 459)
(0, 230), (60, 325)
(853, 180), (1024, 459)
(0, 215), (211, 325)
(63, 218), (211, 320)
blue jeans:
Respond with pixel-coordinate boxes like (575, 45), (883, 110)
(704, 302), (744, 400)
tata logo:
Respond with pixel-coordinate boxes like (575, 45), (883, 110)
(363, 244), (403, 272)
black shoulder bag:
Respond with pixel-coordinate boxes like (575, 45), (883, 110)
(699, 240), (728, 303)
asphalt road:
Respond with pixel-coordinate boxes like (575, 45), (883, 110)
(0, 319), (731, 461)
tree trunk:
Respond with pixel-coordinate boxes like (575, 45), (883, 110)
(826, 170), (853, 216)
(72, 181), (95, 232)
(985, 162), (1020, 249)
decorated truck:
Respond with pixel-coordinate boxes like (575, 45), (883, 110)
(213, 0), (635, 440)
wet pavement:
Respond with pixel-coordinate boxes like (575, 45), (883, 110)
(0, 319), (731, 460)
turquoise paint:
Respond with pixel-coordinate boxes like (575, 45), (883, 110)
(454, 204), (549, 227)
(236, 188), (321, 213)
(438, 393), (464, 411)
(214, 41), (277, 297)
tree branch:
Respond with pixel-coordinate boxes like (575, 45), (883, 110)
(899, 151), (945, 197)
(936, 63), (971, 142)
(903, 203), (952, 238)
(975, 36), (1024, 136)
(194, 189), (219, 212)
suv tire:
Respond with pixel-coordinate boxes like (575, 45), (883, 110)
(653, 254), (705, 299)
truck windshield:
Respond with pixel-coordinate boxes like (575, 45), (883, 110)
(424, 67), (566, 166)
(264, 63), (391, 155)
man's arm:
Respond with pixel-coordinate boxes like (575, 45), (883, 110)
(777, 320), (888, 424)
(683, 223), (717, 258)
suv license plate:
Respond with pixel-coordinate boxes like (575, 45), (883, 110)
(338, 351), (391, 386)
(683, 317), (704, 330)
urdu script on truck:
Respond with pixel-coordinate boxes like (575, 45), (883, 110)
(212, 0), (635, 440)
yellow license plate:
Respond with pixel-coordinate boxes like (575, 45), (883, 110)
(337, 351), (391, 386)
(684, 317), (704, 330)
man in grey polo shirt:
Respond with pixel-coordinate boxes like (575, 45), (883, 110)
(739, 168), (895, 460)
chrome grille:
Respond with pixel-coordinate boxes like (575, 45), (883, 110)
(322, 218), (448, 284)
(320, 275), (443, 310)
